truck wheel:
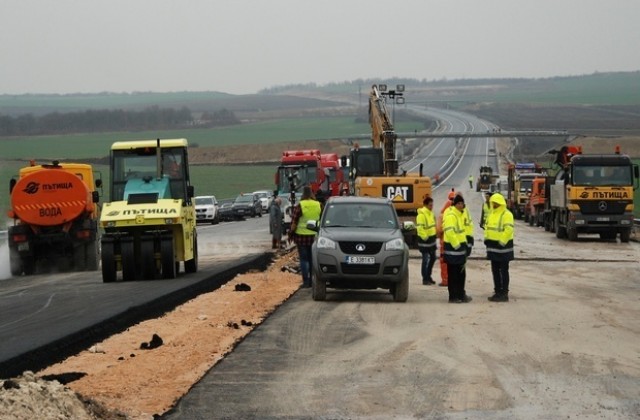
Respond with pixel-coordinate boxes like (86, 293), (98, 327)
(73, 245), (87, 271)
(161, 236), (176, 279)
(101, 241), (117, 283)
(9, 249), (23, 276)
(311, 271), (326, 301)
(184, 235), (198, 274)
(620, 229), (631, 243)
(391, 273), (409, 303)
(121, 239), (137, 281)
(86, 241), (99, 271)
(141, 237), (158, 280)
(555, 213), (567, 239)
(567, 226), (578, 241)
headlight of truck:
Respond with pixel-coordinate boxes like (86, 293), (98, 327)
(316, 237), (336, 249)
(385, 238), (404, 251)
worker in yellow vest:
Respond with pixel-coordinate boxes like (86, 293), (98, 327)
(288, 186), (322, 288)
(442, 194), (472, 303)
(416, 196), (437, 285)
(484, 193), (515, 302)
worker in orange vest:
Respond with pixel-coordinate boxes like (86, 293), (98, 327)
(437, 188), (456, 286)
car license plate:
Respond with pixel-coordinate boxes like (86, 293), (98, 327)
(18, 243), (30, 251)
(596, 217), (609, 222)
(346, 256), (375, 264)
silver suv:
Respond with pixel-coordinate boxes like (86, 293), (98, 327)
(310, 196), (409, 302)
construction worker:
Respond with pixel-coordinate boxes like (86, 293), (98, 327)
(442, 194), (471, 303)
(437, 188), (456, 286)
(468, 174), (474, 188)
(288, 186), (322, 288)
(479, 191), (492, 229)
(484, 193), (515, 302)
(416, 196), (437, 285)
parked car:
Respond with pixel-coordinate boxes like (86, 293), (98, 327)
(195, 195), (219, 224)
(309, 196), (410, 302)
(252, 190), (273, 213)
(232, 193), (263, 219)
(218, 201), (234, 222)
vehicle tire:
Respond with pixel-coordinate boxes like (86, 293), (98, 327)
(121, 238), (136, 281)
(86, 240), (99, 271)
(9, 249), (22, 276)
(567, 226), (578, 241)
(73, 244), (86, 271)
(555, 213), (567, 239)
(392, 272), (409, 303)
(101, 240), (117, 283)
(184, 235), (198, 274)
(620, 229), (631, 243)
(141, 237), (158, 280)
(22, 257), (36, 275)
(161, 235), (176, 279)
(311, 271), (326, 301)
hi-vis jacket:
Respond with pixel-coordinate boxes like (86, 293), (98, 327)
(416, 206), (437, 250)
(483, 193), (514, 262)
(442, 205), (468, 265)
(295, 199), (322, 236)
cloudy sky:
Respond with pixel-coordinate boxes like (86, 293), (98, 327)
(1, 0), (639, 95)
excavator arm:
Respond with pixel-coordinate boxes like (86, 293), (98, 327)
(369, 85), (398, 176)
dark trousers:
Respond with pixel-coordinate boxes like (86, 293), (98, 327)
(420, 247), (436, 282)
(491, 260), (510, 294)
(447, 262), (466, 301)
(297, 244), (313, 286)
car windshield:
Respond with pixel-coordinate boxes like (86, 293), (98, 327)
(322, 203), (397, 228)
(235, 195), (254, 203)
(254, 192), (268, 198)
(195, 198), (213, 205)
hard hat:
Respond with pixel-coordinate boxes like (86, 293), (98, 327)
(447, 189), (456, 200)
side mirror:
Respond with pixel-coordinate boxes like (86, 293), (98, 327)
(402, 221), (416, 231)
(306, 220), (319, 232)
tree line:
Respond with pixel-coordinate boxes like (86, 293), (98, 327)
(0, 106), (240, 136)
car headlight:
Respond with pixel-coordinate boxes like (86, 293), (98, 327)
(385, 238), (404, 251)
(316, 237), (336, 249)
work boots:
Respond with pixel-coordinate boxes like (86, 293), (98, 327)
(488, 292), (509, 302)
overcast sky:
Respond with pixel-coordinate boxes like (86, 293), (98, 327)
(1, 0), (639, 95)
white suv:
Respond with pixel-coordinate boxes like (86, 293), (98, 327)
(195, 195), (219, 224)
(253, 190), (273, 213)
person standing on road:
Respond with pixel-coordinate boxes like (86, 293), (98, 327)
(443, 194), (471, 303)
(416, 196), (437, 285)
(468, 174), (474, 189)
(288, 186), (321, 288)
(480, 191), (492, 230)
(484, 193), (515, 302)
(269, 197), (283, 250)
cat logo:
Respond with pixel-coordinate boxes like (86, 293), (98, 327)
(384, 185), (413, 203)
